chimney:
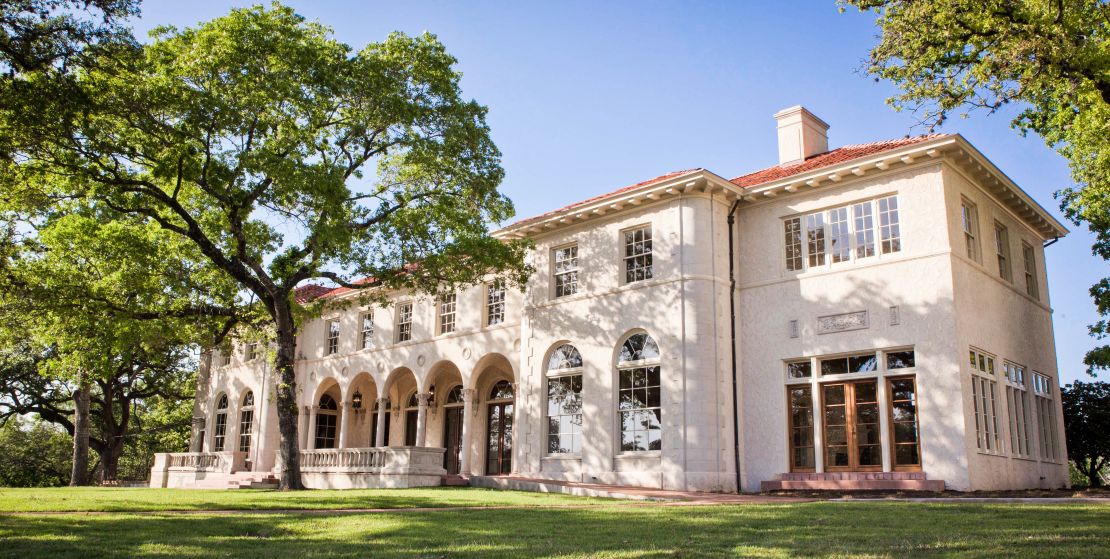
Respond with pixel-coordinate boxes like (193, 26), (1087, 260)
(774, 106), (829, 166)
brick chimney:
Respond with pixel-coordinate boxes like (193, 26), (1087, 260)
(774, 106), (829, 166)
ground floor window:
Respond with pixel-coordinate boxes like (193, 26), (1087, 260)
(787, 386), (815, 471)
(1033, 372), (1059, 461)
(888, 377), (920, 469)
(970, 374), (1002, 454)
(404, 392), (419, 446)
(213, 394), (229, 452)
(315, 394), (338, 449)
(546, 375), (582, 454)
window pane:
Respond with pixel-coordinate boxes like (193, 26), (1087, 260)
(806, 213), (826, 266)
(784, 217), (803, 271)
(821, 358), (849, 376)
(853, 202), (875, 258)
(787, 361), (812, 379)
(828, 207), (850, 263)
(886, 350), (915, 370)
(878, 196), (901, 254)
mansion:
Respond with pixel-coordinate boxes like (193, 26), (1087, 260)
(152, 106), (1069, 492)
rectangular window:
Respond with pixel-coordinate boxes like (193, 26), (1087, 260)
(238, 408), (253, 453)
(546, 375), (582, 454)
(213, 412), (227, 452)
(784, 217), (803, 271)
(961, 200), (980, 262)
(326, 319), (339, 355)
(877, 196), (901, 254)
(968, 348), (1001, 453)
(553, 245), (579, 298)
(221, 351), (232, 366)
(246, 343), (259, 361)
(889, 377), (921, 468)
(395, 302), (413, 343)
(438, 293), (456, 335)
(618, 365), (661, 452)
(1033, 371), (1058, 461)
(994, 222), (1012, 282)
(805, 213), (826, 267)
(315, 413), (337, 449)
(1022, 242), (1039, 300)
(788, 386), (815, 471)
(787, 360), (812, 380)
(886, 349), (916, 370)
(360, 311), (374, 350)
(820, 352), (878, 375)
(486, 282), (506, 326)
(1006, 384), (1031, 458)
(853, 202), (875, 258)
(828, 207), (851, 263)
(623, 226), (653, 283)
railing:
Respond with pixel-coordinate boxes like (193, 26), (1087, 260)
(298, 446), (446, 476)
(155, 451), (246, 474)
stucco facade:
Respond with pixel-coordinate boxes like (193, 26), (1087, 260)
(156, 107), (1069, 492)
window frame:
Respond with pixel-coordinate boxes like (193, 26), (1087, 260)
(552, 243), (580, 298)
(786, 384), (816, 472)
(968, 347), (1003, 455)
(621, 224), (654, 284)
(616, 333), (662, 454)
(359, 310), (374, 350)
(325, 318), (340, 355)
(961, 199), (981, 263)
(213, 394), (229, 452)
(994, 221), (1012, 282)
(782, 196), (902, 273)
(485, 282), (506, 327)
(887, 376), (922, 471)
(238, 391), (254, 454)
(437, 293), (456, 335)
(545, 343), (584, 455)
(395, 301), (413, 343)
(1022, 241), (1040, 300)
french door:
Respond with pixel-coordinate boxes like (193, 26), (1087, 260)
(443, 406), (464, 474)
(486, 401), (513, 475)
(822, 380), (882, 471)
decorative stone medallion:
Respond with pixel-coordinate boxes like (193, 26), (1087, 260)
(816, 310), (869, 334)
(417, 354), (426, 366)
(462, 347), (472, 360)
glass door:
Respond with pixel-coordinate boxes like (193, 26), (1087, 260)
(443, 406), (463, 474)
(486, 401), (513, 475)
(822, 380), (881, 471)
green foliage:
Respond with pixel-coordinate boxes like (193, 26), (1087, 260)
(0, 417), (72, 487)
(1061, 381), (1110, 487)
(0, 0), (139, 73)
(843, 0), (1110, 374)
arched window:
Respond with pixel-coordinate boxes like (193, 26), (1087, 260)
(545, 344), (583, 454)
(548, 344), (583, 370)
(314, 393), (338, 449)
(489, 380), (514, 401)
(445, 385), (465, 405)
(213, 394), (229, 451)
(618, 333), (662, 452)
(238, 391), (255, 453)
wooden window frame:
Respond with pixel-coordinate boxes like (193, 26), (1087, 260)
(787, 385), (816, 473)
(820, 380), (883, 473)
(887, 376), (922, 472)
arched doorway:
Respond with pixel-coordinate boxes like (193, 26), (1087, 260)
(315, 394), (339, 449)
(442, 385), (465, 474)
(486, 380), (514, 475)
(403, 392), (419, 446)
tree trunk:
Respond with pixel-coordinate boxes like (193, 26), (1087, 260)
(273, 301), (303, 490)
(69, 374), (90, 486)
(101, 436), (124, 482)
(1090, 461), (1103, 488)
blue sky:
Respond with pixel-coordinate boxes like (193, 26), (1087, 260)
(134, 1), (1103, 384)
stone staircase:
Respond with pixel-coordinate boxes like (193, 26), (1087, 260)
(761, 472), (945, 491)
(226, 472), (279, 489)
(441, 474), (470, 487)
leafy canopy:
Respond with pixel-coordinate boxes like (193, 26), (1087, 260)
(1061, 381), (1110, 486)
(843, 0), (1110, 374)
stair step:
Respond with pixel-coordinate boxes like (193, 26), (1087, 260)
(441, 475), (470, 487)
(762, 479), (945, 491)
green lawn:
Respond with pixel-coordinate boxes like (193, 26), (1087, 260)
(0, 486), (602, 512)
(0, 488), (1106, 558)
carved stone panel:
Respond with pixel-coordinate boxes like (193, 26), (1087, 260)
(816, 310), (869, 335)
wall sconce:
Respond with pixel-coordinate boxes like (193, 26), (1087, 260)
(351, 389), (363, 411)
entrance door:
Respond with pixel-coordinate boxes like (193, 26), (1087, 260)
(443, 406), (463, 474)
(486, 401), (513, 475)
(822, 380), (881, 471)
(404, 409), (419, 446)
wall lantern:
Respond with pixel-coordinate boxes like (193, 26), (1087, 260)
(351, 389), (363, 410)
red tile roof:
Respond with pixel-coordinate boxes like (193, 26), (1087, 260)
(730, 134), (950, 189)
(505, 168), (703, 228)
(294, 284), (334, 304)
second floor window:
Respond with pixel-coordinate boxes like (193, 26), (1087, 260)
(360, 311), (374, 349)
(396, 302), (413, 343)
(438, 293), (456, 335)
(994, 222), (1012, 282)
(553, 244), (579, 298)
(961, 200), (980, 262)
(246, 342), (259, 361)
(623, 226), (653, 283)
(1022, 242), (1039, 300)
(486, 283), (506, 326)
(784, 196), (900, 272)
(326, 319), (340, 355)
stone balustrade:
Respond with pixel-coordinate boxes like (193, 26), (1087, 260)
(297, 446), (447, 478)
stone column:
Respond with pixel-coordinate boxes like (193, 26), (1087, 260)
(458, 388), (477, 475)
(306, 407), (318, 450)
(189, 350), (213, 452)
(297, 405), (309, 449)
(189, 417), (206, 452)
(338, 402), (350, 449)
(415, 392), (431, 447)
(374, 397), (389, 447)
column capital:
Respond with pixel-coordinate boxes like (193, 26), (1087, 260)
(375, 396), (390, 406)
(416, 392), (432, 407)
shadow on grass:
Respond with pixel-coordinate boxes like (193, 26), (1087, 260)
(0, 502), (1108, 558)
